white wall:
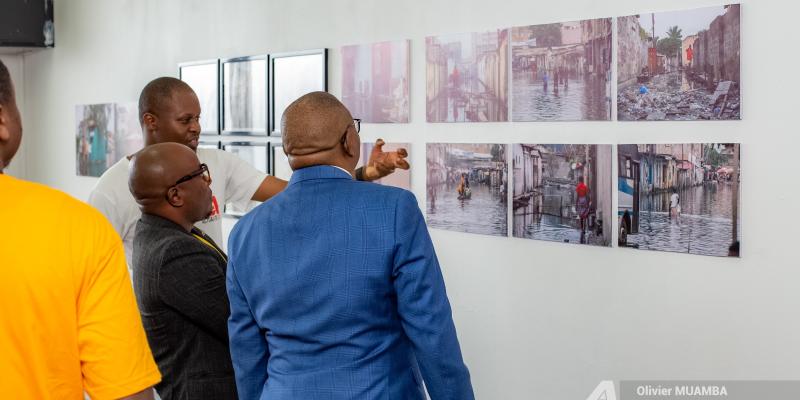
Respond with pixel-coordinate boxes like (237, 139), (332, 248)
(19, 0), (800, 398)
(0, 54), (26, 178)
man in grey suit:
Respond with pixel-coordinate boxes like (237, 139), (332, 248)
(129, 142), (236, 399)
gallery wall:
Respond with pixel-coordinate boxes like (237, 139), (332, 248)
(15, 0), (800, 398)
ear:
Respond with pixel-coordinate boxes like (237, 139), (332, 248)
(341, 130), (356, 158)
(165, 186), (185, 208)
(0, 104), (8, 142)
(142, 112), (158, 131)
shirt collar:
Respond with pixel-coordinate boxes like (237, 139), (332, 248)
(288, 165), (355, 186)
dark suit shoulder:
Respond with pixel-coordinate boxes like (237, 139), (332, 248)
(134, 219), (221, 268)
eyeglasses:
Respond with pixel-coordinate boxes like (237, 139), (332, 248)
(339, 118), (361, 144)
(174, 163), (210, 186)
(165, 163), (210, 202)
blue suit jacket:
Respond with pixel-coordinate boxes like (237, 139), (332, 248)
(227, 165), (473, 400)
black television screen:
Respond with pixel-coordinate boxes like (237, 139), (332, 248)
(0, 0), (54, 48)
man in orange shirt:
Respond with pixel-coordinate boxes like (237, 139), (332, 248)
(0, 61), (161, 399)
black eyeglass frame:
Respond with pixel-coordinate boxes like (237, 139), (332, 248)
(165, 163), (211, 202)
(339, 118), (361, 144)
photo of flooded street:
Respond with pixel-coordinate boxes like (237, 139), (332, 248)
(427, 143), (508, 237)
(513, 144), (612, 246)
(617, 4), (741, 121)
(511, 18), (612, 121)
(618, 144), (741, 257)
(426, 30), (509, 123)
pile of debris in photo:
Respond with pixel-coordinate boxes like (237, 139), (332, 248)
(618, 71), (741, 121)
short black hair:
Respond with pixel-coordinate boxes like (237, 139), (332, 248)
(0, 59), (13, 106)
(138, 77), (193, 123)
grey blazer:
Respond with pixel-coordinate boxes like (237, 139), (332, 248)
(132, 213), (236, 400)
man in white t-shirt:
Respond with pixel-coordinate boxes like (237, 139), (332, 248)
(89, 77), (409, 266)
(669, 189), (681, 221)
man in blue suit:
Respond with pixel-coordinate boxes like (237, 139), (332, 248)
(226, 92), (473, 400)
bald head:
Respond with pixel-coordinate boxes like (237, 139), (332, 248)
(129, 142), (213, 228)
(139, 77), (194, 123)
(281, 92), (359, 171)
(129, 143), (197, 207)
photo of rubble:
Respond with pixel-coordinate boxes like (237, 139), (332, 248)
(618, 144), (741, 257)
(512, 144), (613, 246)
(617, 4), (741, 121)
(511, 18), (612, 121)
(427, 143), (508, 237)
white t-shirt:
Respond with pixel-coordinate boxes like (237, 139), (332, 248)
(670, 193), (680, 208)
(88, 147), (266, 266)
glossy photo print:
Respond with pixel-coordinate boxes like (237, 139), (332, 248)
(75, 102), (145, 177)
(357, 142), (411, 190)
(426, 30), (509, 122)
(341, 40), (410, 123)
(426, 143), (508, 237)
(617, 143), (741, 257)
(511, 18), (612, 121)
(270, 143), (293, 181)
(512, 144), (613, 246)
(75, 103), (115, 177)
(222, 57), (267, 133)
(271, 51), (327, 135)
(617, 4), (741, 120)
(113, 102), (145, 160)
(180, 60), (219, 133)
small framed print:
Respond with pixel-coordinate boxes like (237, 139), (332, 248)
(221, 55), (268, 135)
(269, 49), (328, 136)
(269, 142), (293, 180)
(222, 141), (268, 173)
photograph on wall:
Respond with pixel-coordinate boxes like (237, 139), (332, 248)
(357, 142), (411, 190)
(426, 30), (509, 122)
(341, 40), (409, 123)
(271, 51), (327, 135)
(75, 103), (115, 177)
(223, 143), (268, 174)
(222, 142), (266, 215)
(222, 57), (267, 133)
(511, 18), (612, 121)
(114, 102), (145, 160)
(180, 61), (219, 133)
(617, 143), (741, 257)
(512, 144), (612, 246)
(617, 4), (741, 120)
(270, 143), (293, 181)
(426, 143), (508, 237)
(76, 102), (144, 177)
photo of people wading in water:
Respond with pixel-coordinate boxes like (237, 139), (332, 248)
(427, 143), (508, 237)
(618, 143), (741, 257)
(511, 18), (612, 121)
(512, 144), (612, 246)
(617, 4), (741, 121)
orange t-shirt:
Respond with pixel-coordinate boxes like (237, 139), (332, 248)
(0, 174), (161, 399)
